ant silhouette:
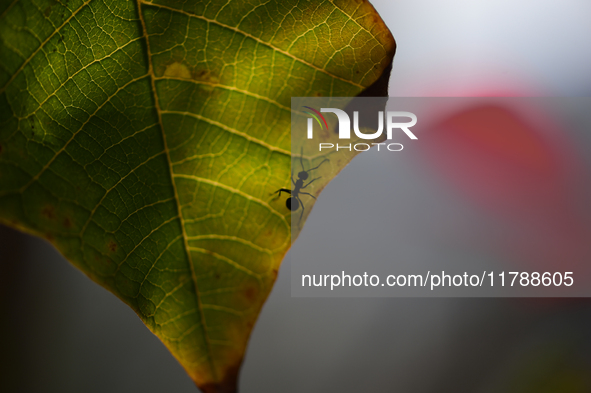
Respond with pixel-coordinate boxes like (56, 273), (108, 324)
(273, 149), (329, 223)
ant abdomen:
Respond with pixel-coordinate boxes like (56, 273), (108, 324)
(286, 197), (299, 211)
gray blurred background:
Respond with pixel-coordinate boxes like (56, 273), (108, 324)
(2, 0), (591, 392)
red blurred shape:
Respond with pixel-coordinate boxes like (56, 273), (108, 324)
(422, 103), (591, 270)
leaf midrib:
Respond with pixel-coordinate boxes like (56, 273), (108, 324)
(135, 0), (219, 380)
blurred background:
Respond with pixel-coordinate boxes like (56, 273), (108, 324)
(2, 0), (591, 392)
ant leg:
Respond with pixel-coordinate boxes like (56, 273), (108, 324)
(271, 188), (291, 199)
(299, 191), (316, 200)
(290, 152), (298, 186)
(297, 196), (305, 223)
(307, 158), (329, 172)
(301, 177), (321, 189)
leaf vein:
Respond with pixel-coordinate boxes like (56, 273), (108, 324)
(140, 0), (364, 88)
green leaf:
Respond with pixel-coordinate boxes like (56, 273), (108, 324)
(0, 0), (394, 390)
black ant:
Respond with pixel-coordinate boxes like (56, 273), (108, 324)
(273, 150), (329, 222)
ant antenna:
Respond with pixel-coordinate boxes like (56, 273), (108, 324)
(298, 146), (328, 172)
(299, 146), (305, 172)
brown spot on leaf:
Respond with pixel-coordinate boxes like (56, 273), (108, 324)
(108, 241), (117, 252)
(192, 69), (219, 83)
(162, 61), (222, 94)
(42, 206), (55, 220)
(192, 69), (221, 94)
(243, 286), (258, 302)
(0, 144), (3, 153)
(63, 217), (72, 228)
